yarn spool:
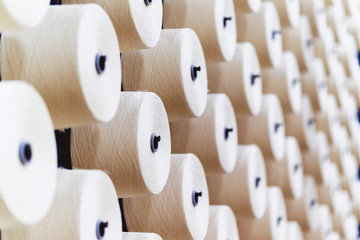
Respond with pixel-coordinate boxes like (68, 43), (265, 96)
(350, 140), (360, 163)
(264, 0), (300, 28)
(0, 0), (49, 30)
(62, 0), (162, 51)
(337, 36), (359, 79)
(332, 206), (355, 238)
(170, 94), (238, 175)
(121, 28), (208, 121)
(327, 6), (347, 44)
(287, 221), (304, 240)
(318, 184), (337, 212)
(262, 51), (302, 114)
(341, 0), (360, 21)
(339, 110), (355, 138)
(332, 190), (352, 217)
(233, 0), (261, 14)
(314, 28), (338, 76)
(301, 58), (328, 112)
(321, 162), (341, 200)
(265, 137), (304, 199)
(350, 180), (360, 203)
(327, 65), (348, 108)
(315, 95), (340, 144)
(347, 18), (360, 50)
(237, 94), (285, 161)
(0, 81), (56, 228)
(163, 0), (237, 62)
(237, 186), (288, 240)
(207, 42), (262, 116)
(207, 145), (267, 220)
(204, 205), (240, 240)
(237, 2), (283, 69)
(302, 132), (330, 184)
(283, 16), (315, 72)
(303, 205), (333, 240)
(286, 176), (319, 232)
(329, 144), (352, 174)
(348, 81), (360, 107)
(284, 95), (316, 151)
(71, 92), (171, 197)
(300, 0), (327, 39)
(2, 169), (123, 240)
(123, 233), (162, 240)
(342, 153), (358, 184)
(0, 4), (121, 129)
(335, 214), (358, 239)
(123, 154), (209, 240)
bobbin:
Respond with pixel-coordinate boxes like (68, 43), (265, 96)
(0, 4), (122, 129)
(301, 0), (327, 39)
(207, 145), (267, 220)
(204, 205), (240, 240)
(71, 92), (171, 197)
(170, 94), (237, 175)
(302, 132), (330, 184)
(237, 186), (288, 240)
(315, 94), (340, 144)
(282, 16), (315, 72)
(0, 81), (57, 228)
(303, 205), (333, 240)
(286, 176), (319, 231)
(123, 154), (209, 240)
(264, 0), (300, 28)
(163, 0), (237, 62)
(237, 94), (285, 161)
(207, 42), (262, 116)
(63, 0), (162, 51)
(236, 2), (283, 69)
(314, 28), (338, 77)
(301, 58), (328, 112)
(1, 169), (123, 240)
(284, 95), (316, 151)
(121, 28), (208, 121)
(287, 221), (304, 240)
(262, 51), (302, 114)
(265, 137), (304, 199)
(327, 6), (347, 44)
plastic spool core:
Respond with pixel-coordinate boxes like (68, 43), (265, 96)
(144, 0), (153, 6)
(95, 54), (107, 75)
(224, 127), (234, 141)
(191, 65), (201, 81)
(292, 78), (299, 87)
(19, 142), (32, 166)
(294, 163), (301, 173)
(96, 220), (109, 240)
(223, 17), (233, 29)
(274, 123), (283, 133)
(272, 30), (282, 40)
(309, 199), (317, 208)
(307, 118), (315, 126)
(150, 134), (161, 153)
(192, 191), (203, 206)
(251, 74), (261, 86)
(306, 39), (314, 48)
(255, 177), (261, 188)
